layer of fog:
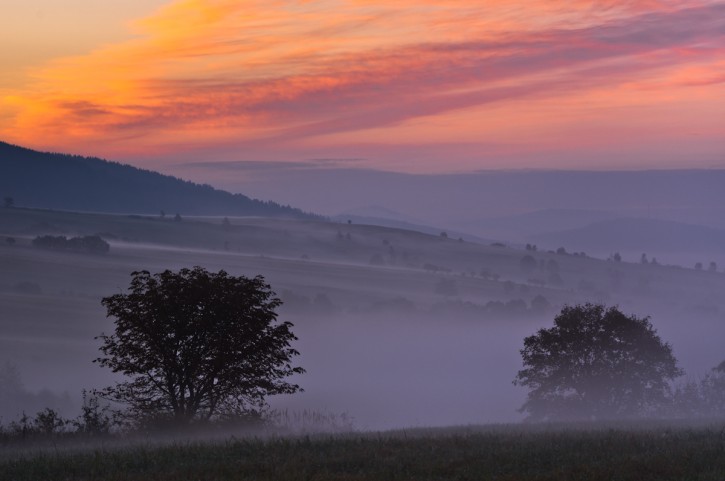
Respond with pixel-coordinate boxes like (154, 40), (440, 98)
(199, 168), (725, 229)
(203, 168), (725, 269)
(2, 219), (725, 430)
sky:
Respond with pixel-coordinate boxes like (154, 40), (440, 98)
(1, 0), (724, 174)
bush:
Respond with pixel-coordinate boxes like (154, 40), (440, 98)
(74, 391), (117, 435)
(33, 408), (67, 435)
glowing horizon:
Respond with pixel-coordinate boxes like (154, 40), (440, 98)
(1, 0), (723, 173)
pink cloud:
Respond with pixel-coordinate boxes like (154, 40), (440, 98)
(1, 1), (723, 169)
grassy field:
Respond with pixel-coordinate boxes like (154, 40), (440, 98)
(2, 207), (725, 428)
(2, 424), (725, 480)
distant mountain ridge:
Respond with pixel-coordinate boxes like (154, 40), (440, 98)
(0, 142), (317, 218)
(457, 208), (623, 242)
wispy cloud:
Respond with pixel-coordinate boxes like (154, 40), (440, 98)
(1, 0), (723, 170)
(180, 157), (366, 171)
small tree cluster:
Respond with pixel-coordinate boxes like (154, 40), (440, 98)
(670, 362), (725, 418)
(32, 235), (110, 254)
(430, 295), (550, 320)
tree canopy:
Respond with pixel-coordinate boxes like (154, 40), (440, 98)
(95, 267), (303, 425)
(514, 303), (682, 421)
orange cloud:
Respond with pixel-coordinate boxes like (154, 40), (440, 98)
(1, 0), (723, 167)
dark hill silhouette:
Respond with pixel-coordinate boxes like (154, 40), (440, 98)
(0, 142), (317, 218)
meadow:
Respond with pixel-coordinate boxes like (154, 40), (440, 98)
(2, 423), (725, 481)
(1, 207), (725, 427)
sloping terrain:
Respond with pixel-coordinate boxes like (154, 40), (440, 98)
(1, 207), (724, 428)
(530, 217), (725, 264)
(0, 142), (315, 218)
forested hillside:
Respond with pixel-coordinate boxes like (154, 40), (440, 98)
(0, 142), (316, 218)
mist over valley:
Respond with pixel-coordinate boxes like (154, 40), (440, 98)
(2, 151), (725, 429)
(2, 0), (725, 476)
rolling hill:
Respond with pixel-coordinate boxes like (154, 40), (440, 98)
(0, 141), (317, 218)
(2, 206), (725, 428)
(530, 217), (725, 264)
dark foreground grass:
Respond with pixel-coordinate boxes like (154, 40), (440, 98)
(2, 425), (725, 481)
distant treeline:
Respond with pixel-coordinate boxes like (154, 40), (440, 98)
(32, 235), (110, 254)
(0, 141), (321, 219)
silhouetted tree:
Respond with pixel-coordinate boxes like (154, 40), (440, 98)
(440, 231), (448, 238)
(3, 196), (13, 208)
(174, 213), (182, 222)
(514, 303), (682, 421)
(160, 210), (166, 219)
(641, 253), (648, 264)
(709, 261), (718, 273)
(613, 252), (622, 262)
(95, 267), (304, 425)
(222, 217), (231, 230)
(695, 262), (703, 270)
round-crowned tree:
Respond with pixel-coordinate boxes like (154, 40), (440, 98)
(514, 303), (682, 421)
(95, 267), (304, 425)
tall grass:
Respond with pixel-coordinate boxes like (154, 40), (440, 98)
(2, 423), (725, 480)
